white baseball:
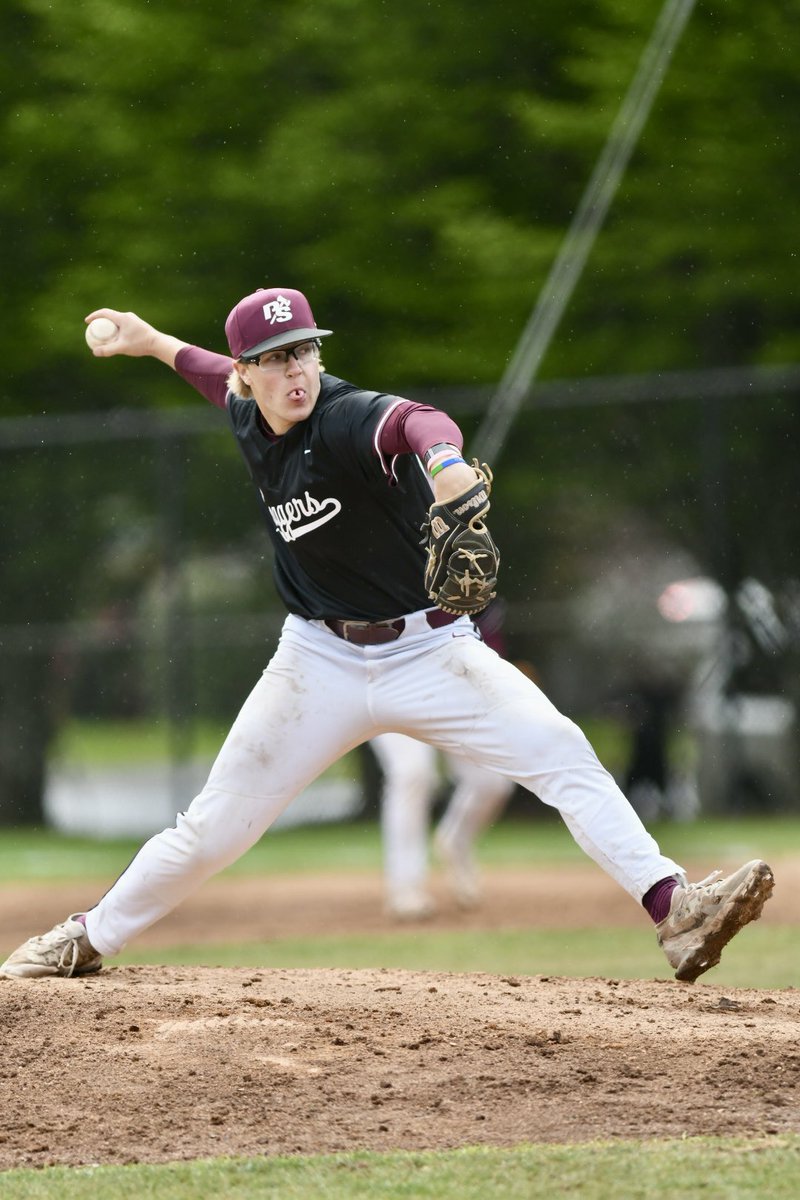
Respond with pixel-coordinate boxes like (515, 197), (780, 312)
(85, 317), (119, 348)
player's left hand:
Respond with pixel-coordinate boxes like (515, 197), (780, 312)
(432, 459), (481, 503)
(422, 461), (500, 616)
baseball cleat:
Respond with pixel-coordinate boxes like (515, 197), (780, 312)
(657, 860), (774, 983)
(0, 914), (102, 979)
(385, 888), (436, 921)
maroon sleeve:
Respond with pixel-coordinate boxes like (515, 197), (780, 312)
(377, 400), (463, 457)
(474, 600), (508, 656)
(174, 345), (233, 410)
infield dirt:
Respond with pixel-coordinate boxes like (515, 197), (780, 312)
(1, 862), (798, 1169)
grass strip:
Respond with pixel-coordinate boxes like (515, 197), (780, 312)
(116, 922), (797, 990)
(2, 1136), (800, 1199)
(0, 815), (795, 883)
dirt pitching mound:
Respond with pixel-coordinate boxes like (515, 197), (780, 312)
(2, 860), (798, 1169)
(2, 965), (799, 1169)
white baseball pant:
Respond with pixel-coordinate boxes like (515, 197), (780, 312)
(85, 610), (683, 956)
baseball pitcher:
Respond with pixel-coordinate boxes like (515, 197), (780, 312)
(1, 287), (773, 983)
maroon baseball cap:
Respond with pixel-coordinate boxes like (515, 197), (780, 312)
(225, 287), (333, 359)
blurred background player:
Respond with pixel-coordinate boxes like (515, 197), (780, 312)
(373, 600), (517, 918)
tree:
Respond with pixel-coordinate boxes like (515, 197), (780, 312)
(1, 0), (799, 821)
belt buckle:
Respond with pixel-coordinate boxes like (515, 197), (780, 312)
(340, 620), (370, 642)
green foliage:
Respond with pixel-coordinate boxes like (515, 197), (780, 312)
(3, 0), (800, 819)
(5, 0), (799, 392)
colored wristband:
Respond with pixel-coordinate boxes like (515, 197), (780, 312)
(429, 456), (466, 478)
(423, 442), (461, 468)
(426, 450), (455, 473)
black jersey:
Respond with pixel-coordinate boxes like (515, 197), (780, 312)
(227, 374), (433, 620)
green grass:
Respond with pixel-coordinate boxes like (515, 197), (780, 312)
(0, 813), (797, 882)
(3, 1137), (800, 1199)
(48, 713), (677, 774)
(48, 716), (618, 766)
(1, 818), (793, 989)
(50, 718), (229, 766)
(1, 815), (796, 989)
(2, 816), (795, 987)
(115, 921), (796, 989)
(50, 717), (363, 779)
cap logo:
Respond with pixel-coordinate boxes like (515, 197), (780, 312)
(262, 294), (294, 325)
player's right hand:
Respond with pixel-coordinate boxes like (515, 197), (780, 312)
(84, 309), (186, 367)
(85, 309), (161, 358)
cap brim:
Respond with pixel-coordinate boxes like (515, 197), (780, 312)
(241, 328), (333, 359)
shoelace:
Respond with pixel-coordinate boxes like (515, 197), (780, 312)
(690, 869), (723, 890)
(32, 922), (83, 978)
(678, 869), (724, 914)
(57, 938), (81, 977)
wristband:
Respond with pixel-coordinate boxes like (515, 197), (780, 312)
(423, 442), (461, 468)
(429, 456), (466, 478)
(426, 450), (455, 474)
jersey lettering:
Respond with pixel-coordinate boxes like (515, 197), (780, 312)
(266, 490), (343, 543)
(226, 376), (433, 618)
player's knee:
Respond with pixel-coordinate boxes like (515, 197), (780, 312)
(545, 711), (593, 754)
(170, 804), (249, 873)
(511, 705), (596, 766)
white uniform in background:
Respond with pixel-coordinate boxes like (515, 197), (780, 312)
(372, 732), (514, 917)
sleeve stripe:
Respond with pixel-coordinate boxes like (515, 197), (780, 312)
(373, 398), (407, 481)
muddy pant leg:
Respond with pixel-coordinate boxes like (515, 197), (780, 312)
(85, 619), (371, 956)
(379, 631), (683, 902)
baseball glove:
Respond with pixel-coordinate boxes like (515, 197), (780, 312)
(422, 461), (500, 615)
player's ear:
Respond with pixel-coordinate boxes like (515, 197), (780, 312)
(227, 362), (253, 399)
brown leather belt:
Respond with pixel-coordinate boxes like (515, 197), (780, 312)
(324, 609), (460, 646)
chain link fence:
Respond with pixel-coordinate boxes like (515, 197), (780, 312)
(2, 365), (798, 831)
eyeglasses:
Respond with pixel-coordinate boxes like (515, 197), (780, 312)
(243, 341), (320, 371)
